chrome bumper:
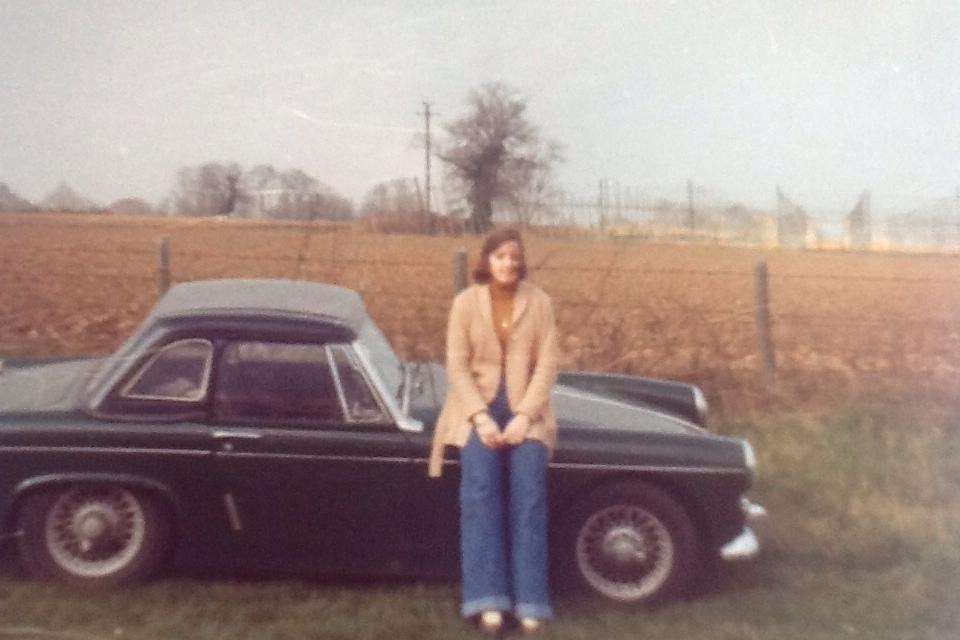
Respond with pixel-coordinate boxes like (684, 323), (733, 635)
(720, 498), (767, 561)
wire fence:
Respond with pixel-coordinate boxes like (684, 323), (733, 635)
(3, 245), (957, 306)
(2, 224), (958, 398)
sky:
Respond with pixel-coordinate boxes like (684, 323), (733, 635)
(1, 0), (958, 219)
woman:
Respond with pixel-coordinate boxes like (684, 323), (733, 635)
(428, 227), (560, 635)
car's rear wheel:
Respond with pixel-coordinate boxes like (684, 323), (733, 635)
(561, 480), (700, 605)
(17, 484), (170, 589)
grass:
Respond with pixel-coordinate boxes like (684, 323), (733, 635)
(0, 557), (956, 639)
(1, 404), (958, 639)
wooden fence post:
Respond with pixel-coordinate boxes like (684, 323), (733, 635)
(157, 236), (171, 296)
(454, 248), (468, 293)
(754, 259), (776, 389)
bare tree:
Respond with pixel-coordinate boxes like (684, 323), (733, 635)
(169, 162), (241, 216)
(40, 182), (100, 212)
(503, 139), (564, 226)
(439, 82), (561, 233)
(359, 178), (421, 217)
(270, 168), (353, 221)
(165, 163), (352, 220)
(0, 182), (36, 212)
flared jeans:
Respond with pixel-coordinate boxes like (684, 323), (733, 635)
(459, 378), (554, 620)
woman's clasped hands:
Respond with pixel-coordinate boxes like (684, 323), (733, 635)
(473, 411), (531, 449)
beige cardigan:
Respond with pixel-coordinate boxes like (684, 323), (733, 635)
(428, 279), (560, 477)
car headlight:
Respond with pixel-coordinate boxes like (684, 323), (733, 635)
(740, 439), (757, 471)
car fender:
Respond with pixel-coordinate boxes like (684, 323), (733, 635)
(6, 472), (183, 532)
(549, 468), (738, 558)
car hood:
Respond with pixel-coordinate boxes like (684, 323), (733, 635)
(0, 358), (103, 414)
(409, 362), (705, 437)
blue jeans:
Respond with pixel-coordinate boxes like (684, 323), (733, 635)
(459, 378), (554, 620)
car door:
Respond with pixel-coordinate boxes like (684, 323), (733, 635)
(399, 429), (463, 576)
(96, 336), (240, 567)
(210, 339), (420, 572)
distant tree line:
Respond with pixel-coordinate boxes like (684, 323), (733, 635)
(0, 181), (102, 213)
(1, 82), (565, 234)
(0, 164), (354, 221)
(161, 162), (352, 220)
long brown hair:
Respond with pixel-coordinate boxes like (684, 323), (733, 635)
(472, 226), (528, 283)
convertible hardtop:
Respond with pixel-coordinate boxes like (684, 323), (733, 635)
(148, 279), (370, 331)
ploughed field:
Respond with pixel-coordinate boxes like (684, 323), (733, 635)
(2, 211), (958, 414)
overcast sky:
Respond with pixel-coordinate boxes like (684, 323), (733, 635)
(1, 1), (958, 217)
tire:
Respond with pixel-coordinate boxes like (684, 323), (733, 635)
(559, 480), (700, 605)
(16, 484), (170, 590)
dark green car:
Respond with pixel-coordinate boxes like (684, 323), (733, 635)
(0, 279), (764, 604)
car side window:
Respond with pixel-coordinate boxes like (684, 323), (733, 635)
(120, 338), (213, 402)
(214, 341), (343, 424)
(328, 344), (388, 423)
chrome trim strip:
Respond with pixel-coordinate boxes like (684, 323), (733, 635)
(351, 340), (423, 433)
(119, 338), (214, 402)
(215, 452), (750, 474)
(211, 430), (262, 440)
(400, 363), (412, 416)
(422, 458), (745, 474)
(326, 344), (352, 421)
(547, 461), (749, 474)
(0, 446), (748, 475)
(221, 452), (417, 464)
(218, 451), (745, 473)
(223, 493), (243, 532)
(350, 340), (396, 413)
(720, 527), (760, 561)
(331, 344), (391, 424)
(0, 445), (209, 456)
(692, 385), (709, 421)
(741, 497), (767, 520)
(741, 439), (757, 471)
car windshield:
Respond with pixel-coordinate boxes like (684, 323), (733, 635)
(355, 319), (403, 402)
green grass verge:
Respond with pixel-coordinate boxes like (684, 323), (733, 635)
(1, 557), (956, 640)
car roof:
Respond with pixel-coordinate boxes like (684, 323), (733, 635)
(149, 278), (368, 332)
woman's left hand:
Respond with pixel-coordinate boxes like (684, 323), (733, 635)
(501, 413), (531, 446)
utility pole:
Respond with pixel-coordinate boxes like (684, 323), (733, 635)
(597, 180), (607, 232)
(615, 181), (622, 223)
(687, 179), (696, 234)
(422, 101), (433, 233)
(955, 187), (960, 245)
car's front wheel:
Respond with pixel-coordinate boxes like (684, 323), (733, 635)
(16, 484), (170, 589)
(561, 480), (700, 605)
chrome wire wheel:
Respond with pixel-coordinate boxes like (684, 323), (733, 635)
(574, 503), (675, 602)
(43, 486), (147, 579)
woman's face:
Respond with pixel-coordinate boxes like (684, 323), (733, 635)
(488, 240), (523, 286)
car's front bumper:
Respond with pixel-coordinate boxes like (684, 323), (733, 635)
(720, 498), (766, 561)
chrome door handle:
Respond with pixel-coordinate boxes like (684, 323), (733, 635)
(212, 430), (262, 440)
